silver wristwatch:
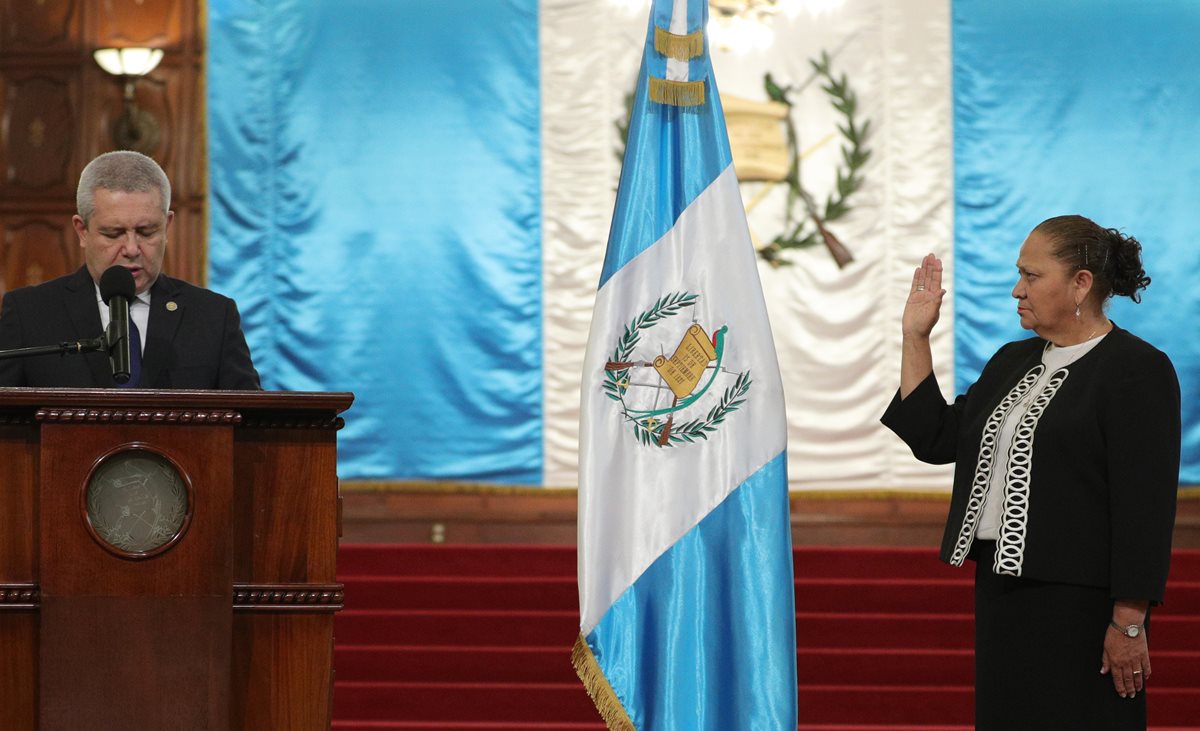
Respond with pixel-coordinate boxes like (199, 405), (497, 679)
(1110, 620), (1143, 638)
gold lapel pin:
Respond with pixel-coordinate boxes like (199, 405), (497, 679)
(166, 301), (178, 312)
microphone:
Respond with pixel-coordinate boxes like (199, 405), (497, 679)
(99, 265), (136, 385)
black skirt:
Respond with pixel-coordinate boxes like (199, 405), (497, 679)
(973, 541), (1147, 731)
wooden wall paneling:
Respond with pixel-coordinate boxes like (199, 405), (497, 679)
(0, 0), (81, 53)
(183, 55), (206, 208)
(1, 216), (79, 293)
(0, 69), (80, 195)
(91, 63), (177, 165)
(1, 0), (205, 293)
(91, 0), (184, 48)
(168, 204), (205, 284)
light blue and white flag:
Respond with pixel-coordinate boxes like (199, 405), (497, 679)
(573, 1), (798, 728)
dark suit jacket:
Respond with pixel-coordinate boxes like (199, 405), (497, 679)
(0, 266), (260, 390)
(881, 326), (1179, 603)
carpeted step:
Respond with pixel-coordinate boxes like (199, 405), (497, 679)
(336, 609), (579, 646)
(335, 609), (1200, 651)
(796, 685), (1200, 726)
(337, 545), (1200, 582)
(1161, 580), (1200, 615)
(333, 681), (599, 722)
(794, 578), (972, 613)
(338, 545), (577, 578)
(339, 575), (1200, 617)
(334, 609), (978, 649)
(331, 544), (1200, 728)
(796, 681), (974, 724)
(342, 575), (579, 611)
(797, 726), (973, 731)
(795, 727), (1198, 731)
(797, 727), (973, 731)
(332, 723), (604, 730)
(336, 645), (577, 683)
(794, 548), (963, 581)
(796, 648), (1200, 688)
(339, 574), (1200, 618)
(334, 644), (1200, 691)
(340, 575), (975, 614)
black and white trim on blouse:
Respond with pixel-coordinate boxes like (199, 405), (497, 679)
(949, 365), (1044, 566)
(993, 368), (1069, 575)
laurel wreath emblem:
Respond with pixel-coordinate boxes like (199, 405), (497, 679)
(604, 291), (752, 448)
(759, 51), (872, 268)
(615, 50), (872, 270)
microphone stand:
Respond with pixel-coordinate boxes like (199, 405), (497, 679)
(0, 337), (107, 361)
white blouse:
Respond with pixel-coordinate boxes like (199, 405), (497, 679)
(975, 332), (1108, 540)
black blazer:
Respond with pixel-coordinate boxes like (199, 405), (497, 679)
(882, 326), (1180, 602)
(0, 266), (260, 390)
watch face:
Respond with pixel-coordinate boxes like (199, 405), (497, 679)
(1127, 625), (1140, 638)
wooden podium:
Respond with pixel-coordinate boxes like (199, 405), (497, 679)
(0, 388), (354, 731)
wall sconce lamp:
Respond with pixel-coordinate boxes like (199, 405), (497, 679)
(93, 47), (164, 154)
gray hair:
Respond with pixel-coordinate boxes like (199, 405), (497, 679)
(76, 151), (171, 225)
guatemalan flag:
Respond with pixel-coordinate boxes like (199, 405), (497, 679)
(573, 1), (798, 727)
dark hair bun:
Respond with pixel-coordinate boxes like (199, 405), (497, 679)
(1104, 228), (1151, 303)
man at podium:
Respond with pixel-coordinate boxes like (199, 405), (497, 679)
(0, 150), (260, 389)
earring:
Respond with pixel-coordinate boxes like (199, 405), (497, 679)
(1075, 304), (1081, 318)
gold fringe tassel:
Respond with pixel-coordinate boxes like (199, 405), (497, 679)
(572, 634), (636, 730)
(649, 77), (705, 107)
(654, 26), (704, 60)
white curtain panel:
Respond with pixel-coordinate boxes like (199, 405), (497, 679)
(541, 0), (954, 491)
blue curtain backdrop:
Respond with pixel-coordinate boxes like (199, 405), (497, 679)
(208, 0), (542, 482)
(953, 0), (1200, 481)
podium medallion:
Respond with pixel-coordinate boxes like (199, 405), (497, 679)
(84, 446), (192, 558)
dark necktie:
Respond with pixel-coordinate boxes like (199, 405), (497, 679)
(120, 319), (142, 388)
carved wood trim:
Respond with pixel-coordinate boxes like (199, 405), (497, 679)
(0, 583), (39, 609)
(0, 411), (36, 425)
(239, 415), (346, 431)
(232, 583), (344, 613)
(35, 408), (243, 425)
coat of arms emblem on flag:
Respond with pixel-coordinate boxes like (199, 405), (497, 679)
(603, 291), (752, 448)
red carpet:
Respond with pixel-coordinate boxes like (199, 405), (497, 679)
(333, 545), (1200, 730)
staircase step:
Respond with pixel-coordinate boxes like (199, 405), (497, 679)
(336, 610), (579, 646)
(336, 720), (600, 724)
(338, 574), (1200, 617)
(338, 545), (576, 578)
(797, 726), (973, 731)
(334, 683), (1197, 726)
(340, 576), (979, 614)
(794, 578), (972, 613)
(337, 545), (1200, 582)
(330, 545), (1200, 727)
(797, 648), (1200, 688)
(333, 682), (597, 722)
(342, 576), (579, 611)
(335, 645), (578, 683)
(797, 727), (1194, 731)
(335, 610), (1200, 651)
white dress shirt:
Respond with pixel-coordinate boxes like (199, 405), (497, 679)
(94, 282), (150, 356)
